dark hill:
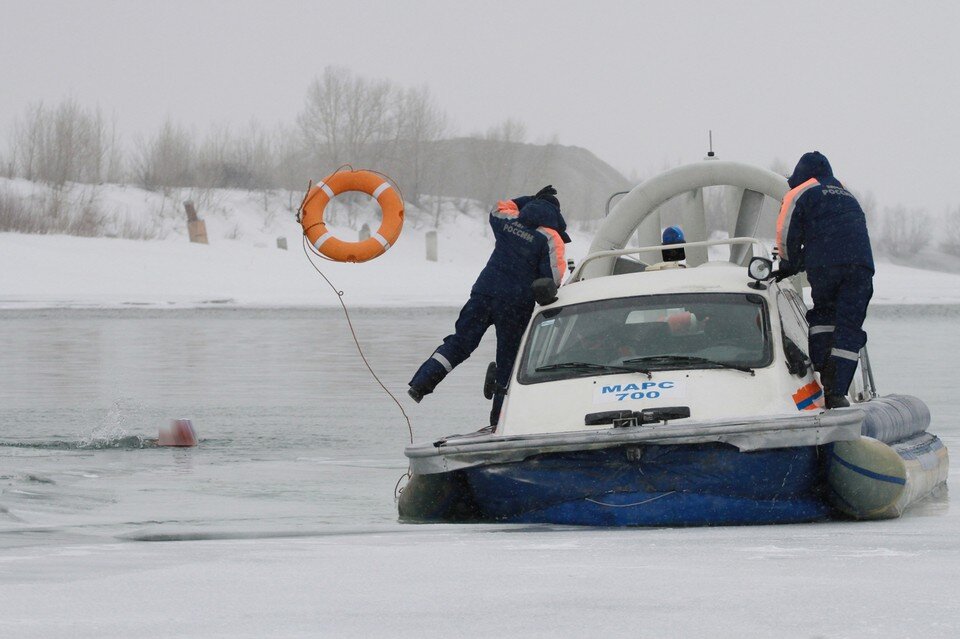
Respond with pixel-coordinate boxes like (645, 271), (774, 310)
(430, 138), (632, 221)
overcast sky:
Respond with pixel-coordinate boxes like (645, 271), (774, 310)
(2, 0), (958, 215)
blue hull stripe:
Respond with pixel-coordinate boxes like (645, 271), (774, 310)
(401, 443), (835, 526)
(830, 451), (906, 486)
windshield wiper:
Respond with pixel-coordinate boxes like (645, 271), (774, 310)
(621, 355), (755, 376)
(536, 361), (652, 379)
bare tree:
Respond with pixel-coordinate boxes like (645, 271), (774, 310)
(195, 124), (233, 187)
(294, 67), (451, 224)
(297, 68), (348, 165)
(191, 123), (274, 189)
(11, 103), (44, 181)
(8, 99), (120, 186)
(941, 206), (960, 257)
(132, 119), (195, 190)
(275, 123), (312, 191)
(102, 112), (125, 183)
(297, 67), (395, 171)
(880, 204), (931, 258)
(234, 121), (279, 190)
(389, 85), (447, 206)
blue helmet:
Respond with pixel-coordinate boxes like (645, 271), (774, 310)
(662, 226), (685, 245)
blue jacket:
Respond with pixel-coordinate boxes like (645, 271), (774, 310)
(776, 152), (874, 274)
(471, 197), (569, 306)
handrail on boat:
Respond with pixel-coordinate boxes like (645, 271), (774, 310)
(570, 237), (771, 282)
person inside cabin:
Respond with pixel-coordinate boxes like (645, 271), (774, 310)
(644, 225), (687, 271)
(407, 185), (571, 426)
(774, 151), (874, 409)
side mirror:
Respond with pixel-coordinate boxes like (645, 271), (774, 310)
(483, 362), (497, 400)
(747, 257), (774, 290)
(747, 257), (774, 281)
(531, 278), (558, 305)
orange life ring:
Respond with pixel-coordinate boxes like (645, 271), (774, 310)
(300, 170), (404, 262)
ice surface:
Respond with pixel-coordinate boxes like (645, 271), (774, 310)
(0, 307), (956, 637)
(2, 517), (958, 639)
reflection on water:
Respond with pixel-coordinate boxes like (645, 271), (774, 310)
(0, 306), (954, 547)
(0, 308), (495, 546)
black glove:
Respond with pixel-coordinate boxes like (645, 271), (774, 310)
(773, 258), (800, 282)
(535, 184), (557, 198)
(534, 185), (559, 208)
(772, 269), (794, 282)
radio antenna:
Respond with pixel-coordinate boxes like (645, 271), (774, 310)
(706, 130), (716, 159)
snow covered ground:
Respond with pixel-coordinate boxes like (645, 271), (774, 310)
(1, 179), (958, 309)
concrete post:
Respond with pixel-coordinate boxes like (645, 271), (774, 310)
(183, 200), (208, 244)
(426, 230), (438, 262)
(276, 237), (288, 250)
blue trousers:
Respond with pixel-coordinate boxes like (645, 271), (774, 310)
(409, 293), (533, 425)
(806, 265), (874, 396)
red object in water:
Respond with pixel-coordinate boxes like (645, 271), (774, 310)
(159, 419), (198, 447)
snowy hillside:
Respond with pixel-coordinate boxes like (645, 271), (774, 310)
(1, 178), (958, 309)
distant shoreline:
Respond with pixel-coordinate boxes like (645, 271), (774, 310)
(1, 303), (957, 317)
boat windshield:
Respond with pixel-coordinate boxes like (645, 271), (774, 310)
(518, 292), (772, 384)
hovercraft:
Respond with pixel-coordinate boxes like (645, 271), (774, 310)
(398, 161), (948, 526)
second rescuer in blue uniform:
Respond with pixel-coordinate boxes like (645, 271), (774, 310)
(775, 151), (875, 408)
(408, 186), (571, 426)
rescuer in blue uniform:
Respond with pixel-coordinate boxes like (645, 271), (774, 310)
(408, 185), (571, 426)
(775, 151), (874, 408)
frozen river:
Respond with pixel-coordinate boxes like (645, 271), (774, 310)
(1, 306), (957, 638)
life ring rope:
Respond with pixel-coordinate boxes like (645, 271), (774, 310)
(297, 167), (416, 490)
(298, 167), (404, 263)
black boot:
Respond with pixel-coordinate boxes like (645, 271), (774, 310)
(819, 359), (849, 408)
(819, 359), (836, 396)
(825, 394), (850, 409)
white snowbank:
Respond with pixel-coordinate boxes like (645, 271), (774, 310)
(2, 230), (955, 309)
(1, 178), (957, 308)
